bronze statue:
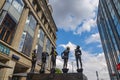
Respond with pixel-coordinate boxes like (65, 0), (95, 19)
(40, 51), (49, 73)
(75, 45), (82, 69)
(50, 47), (58, 69)
(61, 47), (70, 69)
(30, 49), (37, 73)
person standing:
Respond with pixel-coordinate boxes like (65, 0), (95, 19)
(61, 47), (70, 69)
(75, 45), (82, 69)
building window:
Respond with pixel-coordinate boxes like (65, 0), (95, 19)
(18, 14), (37, 56)
(18, 31), (26, 52)
(21, 32), (33, 56)
(39, 29), (44, 42)
(46, 38), (51, 53)
(116, 23), (120, 36)
(12, 0), (24, 13)
(7, 0), (12, 3)
(26, 15), (37, 31)
(0, 14), (16, 44)
(32, 0), (36, 6)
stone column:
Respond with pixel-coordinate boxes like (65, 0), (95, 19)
(3, 60), (16, 80)
(30, 23), (39, 56)
(11, 5), (29, 50)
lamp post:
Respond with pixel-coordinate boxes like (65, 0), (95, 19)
(72, 62), (73, 73)
(96, 71), (99, 80)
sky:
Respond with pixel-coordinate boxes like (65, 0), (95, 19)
(49, 0), (110, 80)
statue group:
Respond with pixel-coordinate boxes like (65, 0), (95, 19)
(30, 45), (83, 73)
(61, 45), (82, 73)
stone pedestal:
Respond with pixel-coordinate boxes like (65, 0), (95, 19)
(39, 68), (45, 74)
(62, 68), (69, 73)
(27, 73), (88, 80)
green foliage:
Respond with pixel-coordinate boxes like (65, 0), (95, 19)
(55, 68), (62, 73)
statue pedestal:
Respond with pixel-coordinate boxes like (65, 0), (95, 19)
(51, 68), (56, 73)
(27, 73), (88, 80)
(77, 68), (83, 73)
(62, 68), (69, 73)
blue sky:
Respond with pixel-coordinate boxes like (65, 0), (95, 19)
(49, 0), (110, 80)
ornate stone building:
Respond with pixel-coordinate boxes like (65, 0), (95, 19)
(0, 0), (57, 80)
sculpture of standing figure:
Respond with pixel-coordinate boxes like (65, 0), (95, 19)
(50, 47), (58, 69)
(75, 45), (82, 69)
(61, 47), (70, 69)
(40, 51), (49, 73)
(30, 49), (37, 73)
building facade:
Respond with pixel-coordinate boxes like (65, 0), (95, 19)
(97, 0), (120, 80)
(0, 0), (57, 80)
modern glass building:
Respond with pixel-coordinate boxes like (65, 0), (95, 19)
(97, 0), (120, 80)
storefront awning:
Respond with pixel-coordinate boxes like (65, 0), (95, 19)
(0, 62), (12, 69)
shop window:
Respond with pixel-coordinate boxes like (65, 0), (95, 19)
(0, 14), (16, 44)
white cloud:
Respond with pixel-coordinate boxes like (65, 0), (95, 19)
(59, 42), (76, 53)
(57, 42), (110, 80)
(49, 0), (99, 35)
(85, 33), (101, 44)
(74, 19), (96, 35)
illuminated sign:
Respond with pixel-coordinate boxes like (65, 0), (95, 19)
(0, 43), (10, 55)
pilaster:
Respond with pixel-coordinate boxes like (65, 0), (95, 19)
(11, 5), (29, 50)
(30, 23), (39, 57)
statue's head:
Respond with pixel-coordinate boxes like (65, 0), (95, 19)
(52, 47), (54, 50)
(77, 45), (80, 49)
(33, 49), (36, 53)
(66, 47), (70, 50)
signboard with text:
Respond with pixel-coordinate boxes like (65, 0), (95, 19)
(0, 43), (10, 55)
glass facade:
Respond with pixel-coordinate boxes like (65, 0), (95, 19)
(97, 0), (120, 80)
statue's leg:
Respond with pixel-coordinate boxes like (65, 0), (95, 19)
(76, 56), (79, 69)
(65, 59), (68, 68)
(79, 56), (82, 68)
(63, 59), (65, 68)
(30, 64), (33, 72)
